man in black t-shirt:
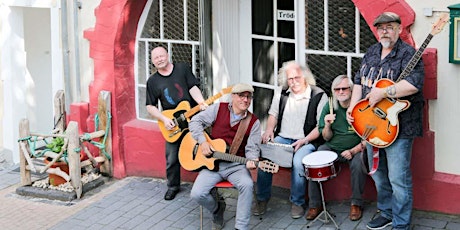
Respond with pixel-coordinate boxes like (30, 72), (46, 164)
(146, 46), (207, 200)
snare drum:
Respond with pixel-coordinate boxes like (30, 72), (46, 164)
(302, 151), (338, 181)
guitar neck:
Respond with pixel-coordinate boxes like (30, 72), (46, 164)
(396, 34), (433, 83)
(212, 151), (254, 165)
(183, 91), (226, 118)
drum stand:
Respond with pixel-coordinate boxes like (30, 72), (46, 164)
(306, 181), (339, 229)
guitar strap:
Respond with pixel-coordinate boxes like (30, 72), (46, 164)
(229, 113), (252, 155)
(369, 146), (379, 175)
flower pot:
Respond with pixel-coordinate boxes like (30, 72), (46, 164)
(44, 157), (69, 186)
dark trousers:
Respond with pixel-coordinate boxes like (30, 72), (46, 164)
(308, 144), (367, 207)
(165, 140), (181, 191)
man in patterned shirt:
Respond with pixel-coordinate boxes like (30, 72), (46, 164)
(347, 12), (424, 230)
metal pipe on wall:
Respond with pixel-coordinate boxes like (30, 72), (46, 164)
(61, 0), (72, 109)
(72, 0), (81, 102)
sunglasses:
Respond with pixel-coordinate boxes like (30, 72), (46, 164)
(333, 87), (350, 92)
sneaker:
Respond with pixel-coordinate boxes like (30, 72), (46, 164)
(291, 204), (305, 219)
(212, 200), (226, 230)
(253, 200), (267, 216)
(366, 215), (392, 230)
(164, 189), (179, 200)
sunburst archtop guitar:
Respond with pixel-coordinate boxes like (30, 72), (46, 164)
(179, 132), (279, 173)
(158, 87), (233, 143)
(351, 14), (448, 148)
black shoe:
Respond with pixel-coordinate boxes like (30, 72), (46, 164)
(212, 200), (226, 230)
(164, 189), (179, 200)
(366, 215), (392, 229)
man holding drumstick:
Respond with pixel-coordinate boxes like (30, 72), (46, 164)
(312, 75), (367, 221)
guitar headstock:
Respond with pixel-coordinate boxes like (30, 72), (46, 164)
(221, 86), (233, 95)
(258, 160), (279, 174)
(431, 13), (449, 35)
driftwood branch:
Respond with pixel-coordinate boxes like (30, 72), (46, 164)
(19, 142), (36, 173)
(80, 130), (105, 141)
(40, 138), (69, 174)
(82, 145), (98, 167)
(80, 157), (105, 168)
(27, 165), (70, 182)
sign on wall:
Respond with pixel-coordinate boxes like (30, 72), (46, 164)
(277, 10), (295, 21)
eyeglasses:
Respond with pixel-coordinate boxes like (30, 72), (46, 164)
(235, 93), (253, 100)
(287, 76), (302, 82)
(333, 87), (350, 92)
(376, 25), (397, 33)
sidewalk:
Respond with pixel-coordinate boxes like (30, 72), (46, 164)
(1, 165), (460, 229)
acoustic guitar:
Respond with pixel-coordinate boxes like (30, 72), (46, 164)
(158, 87), (233, 143)
(179, 132), (279, 173)
(351, 14), (448, 148)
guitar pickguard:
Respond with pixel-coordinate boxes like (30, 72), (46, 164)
(386, 101), (409, 126)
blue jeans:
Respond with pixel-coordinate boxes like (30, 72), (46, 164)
(256, 136), (316, 206)
(367, 138), (413, 230)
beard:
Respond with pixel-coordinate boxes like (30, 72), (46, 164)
(380, 37), (392, 48)
(381, 41), (391, 48)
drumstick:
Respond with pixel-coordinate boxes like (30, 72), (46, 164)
(329, 97), (333, 115)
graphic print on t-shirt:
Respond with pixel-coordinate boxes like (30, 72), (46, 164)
(163, 83), (185, 106)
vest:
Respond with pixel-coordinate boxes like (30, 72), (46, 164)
(211, 103), (258, 157)
(275, 85), (325, 147)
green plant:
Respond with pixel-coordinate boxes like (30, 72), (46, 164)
(46, 137), (65, 153)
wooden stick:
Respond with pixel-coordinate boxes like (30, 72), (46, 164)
(29, 133), (67, 139)
(19, 142), (36, 173)
(67, 121), (82, 198)
(43, 151), (60, 159)
(19, 119), (32, 185)
(80, 130), (105, 140)
(82, 144), (98, 167)
(80, 157), (105, 168)
(98, 91), (112, 177)
(329, 97), (334, 114)
(40, 138), (69, 174)
(27, 165), (70, 182)
(51, 128), (62, 134)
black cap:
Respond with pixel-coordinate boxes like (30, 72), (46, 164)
(373, 12), (401, 26)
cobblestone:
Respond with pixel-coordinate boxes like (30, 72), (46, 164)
(0, 168), (459, 229)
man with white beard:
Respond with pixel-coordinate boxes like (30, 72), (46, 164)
(347, 12), (425, 230)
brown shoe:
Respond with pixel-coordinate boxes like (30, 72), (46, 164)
(290, 204), (305, 219)
(305, 206), (323, 220)
(349, 205), (363, 221)
(253, 200), (267, 216)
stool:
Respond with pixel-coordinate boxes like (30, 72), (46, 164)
(200, 180), (234, 230)
(306, 181), (339, 229)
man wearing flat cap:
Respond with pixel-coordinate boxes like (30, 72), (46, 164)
(189, 83), (261, 230)
(347, 12), (424, 230)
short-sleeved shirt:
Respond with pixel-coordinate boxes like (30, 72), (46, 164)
(146, 62), (200, 110)
(318, 102), (361, 153)
(353, 39), (425, 138)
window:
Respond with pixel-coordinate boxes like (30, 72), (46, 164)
(251, 0), (377, 127)
(136, 0), (204, 120)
